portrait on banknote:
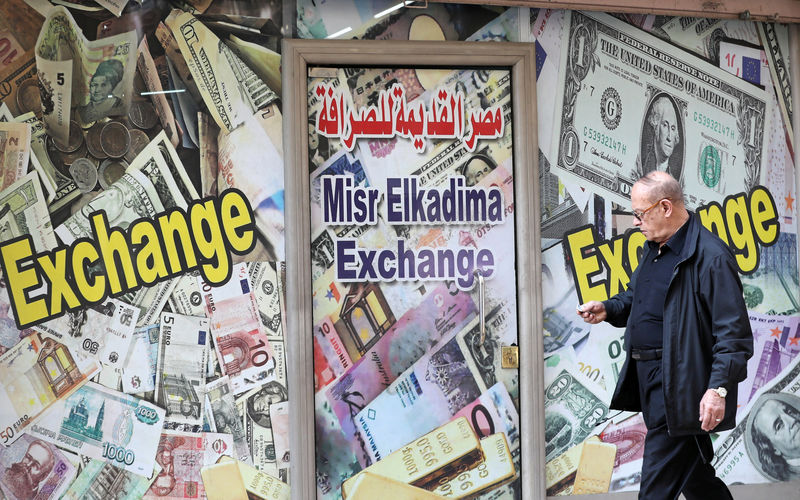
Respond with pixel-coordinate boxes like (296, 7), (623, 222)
(745, 392), (800, 481)
(637, 91), (684, 182)
(3, 438), (56, 498)
(77, 59), (125, 124)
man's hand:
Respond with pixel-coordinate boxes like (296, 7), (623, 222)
(577, 301), (607, 324)
(699, 389), (726, 432)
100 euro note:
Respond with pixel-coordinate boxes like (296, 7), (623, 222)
(0, 433), (77, 500)
(143, 430), (235, 500)
(27, 381), (166, 476)
(156, 312), (209, 432)
(34, 6), (137, 144)
(325, 284), (477, 467)
(0, 333), (99, 446)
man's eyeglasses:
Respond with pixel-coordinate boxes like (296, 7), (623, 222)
(632, 198), (668, 221)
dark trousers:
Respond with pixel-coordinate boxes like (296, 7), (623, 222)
(636, 359), (733, 500)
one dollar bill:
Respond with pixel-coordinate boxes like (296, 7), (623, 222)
(550, 11), (770, 210)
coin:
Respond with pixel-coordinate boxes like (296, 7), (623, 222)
(128, 101), (158, 130)
(86, 122), (108, 159)
(45, 136), (71, 178)
(100, 121), (130, 159)
(124, 129), (151, 163)
(52, 121), (84, 153)
(133, 70), (147, 98)
(98, 158), (129, 189)
(60, 142), (88, 167)
(16, 78), (42, 116)
(69, 158), (98, 193)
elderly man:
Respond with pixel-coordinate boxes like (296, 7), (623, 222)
(578, 171), (753, 499)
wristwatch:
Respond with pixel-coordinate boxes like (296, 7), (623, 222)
(712, 387), (728, 398)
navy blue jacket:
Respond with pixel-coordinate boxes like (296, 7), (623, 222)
(604, 213), (754, 435)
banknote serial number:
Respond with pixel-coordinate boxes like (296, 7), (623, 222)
(102, 442), (136, 465)
(693, 112), (735, 140)
(582, 127), (627, 154)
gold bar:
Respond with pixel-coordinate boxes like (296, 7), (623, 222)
(342, 417), (480, 498)
(217, 456), (291, 500)
(201, 461), (249, 500)
(349, 472), (449, 499)
(428, 433), (516, 498)
(572, 440), (617, 495)
(545, 439), (588, 496)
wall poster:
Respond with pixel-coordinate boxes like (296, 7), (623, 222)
(283, 39), (541, 499)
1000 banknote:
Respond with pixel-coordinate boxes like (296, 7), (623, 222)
(550, 11), (770, 210)
(27, 381), (165, 476)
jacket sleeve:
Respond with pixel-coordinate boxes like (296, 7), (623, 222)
(704, 253), (754, 390)
(602, 264), (637, 328)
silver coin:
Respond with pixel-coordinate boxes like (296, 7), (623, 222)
(124, 129), (151, 163)
(69, 158), (98, 193)
(98, 158), (129, 189)
(128, 101), (158, 130)
(52, 121), (84, 153)
(100, 121), (131, 159)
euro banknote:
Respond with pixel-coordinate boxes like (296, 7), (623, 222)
(155, 312), (209, 431)
(0, 333), (99, 446)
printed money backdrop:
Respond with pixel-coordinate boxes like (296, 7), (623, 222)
(0, 0), (796, 499)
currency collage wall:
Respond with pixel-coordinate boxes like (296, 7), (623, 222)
(0, 1), (796, 500)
